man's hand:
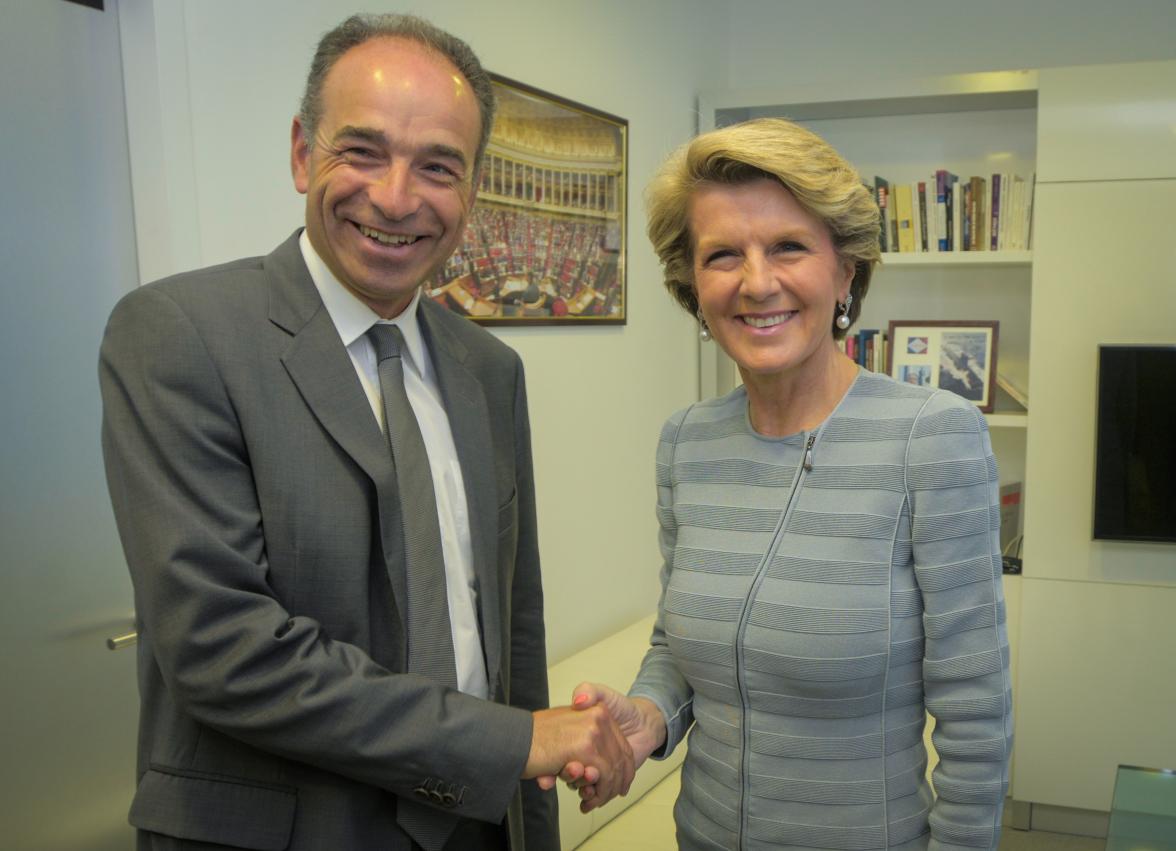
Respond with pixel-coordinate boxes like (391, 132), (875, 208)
(523, 704), (635, 806)
(562, 683), (668, 813)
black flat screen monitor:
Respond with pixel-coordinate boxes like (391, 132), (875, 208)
(1093, 345), (1176, 543)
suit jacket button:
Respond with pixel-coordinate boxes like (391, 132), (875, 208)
(413, 786), (430, 800)
(428, 789), (444, 804)
(441, 791), (457, 807)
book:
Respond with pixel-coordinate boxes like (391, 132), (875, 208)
(917, 181), (930, 252)
(925, 175), (939, 252)
(990, 173), (1002, 251)
(969, 175), (987, 250)
(858, 329), (880, 369)
(934, 170), (949, 251)
(999, 481), (1024, 555)
(1012, 175), (1025, 249)
(962, 182), (972, 251)
(940, 172), (959, 251)
(1000, 172), (1013, 249)
(894, 184), (915, 252)
(910, 182), (923, 253)
(873, 177), (890, 253)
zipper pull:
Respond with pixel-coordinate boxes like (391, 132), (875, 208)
(803, 433), (816, 472)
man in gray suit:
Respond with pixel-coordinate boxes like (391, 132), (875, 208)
(100, 14), (631, 851)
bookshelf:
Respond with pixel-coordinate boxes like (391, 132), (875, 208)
(881, 251), (1031, 268)
(698, 72), (1037, 452)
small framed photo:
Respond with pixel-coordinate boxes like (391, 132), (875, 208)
(886, 320), (1000, 412)
(428, 74), (627, 325)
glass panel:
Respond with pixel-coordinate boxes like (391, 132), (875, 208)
(1106, 765), (1176, 851)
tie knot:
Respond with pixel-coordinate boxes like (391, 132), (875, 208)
(367, 323), (406, 362)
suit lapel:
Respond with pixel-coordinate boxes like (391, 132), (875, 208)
(419, 303), (504, 691)
(265, 234), (409, 626)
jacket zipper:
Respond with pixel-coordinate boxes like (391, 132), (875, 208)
(732, 430), (818, 849)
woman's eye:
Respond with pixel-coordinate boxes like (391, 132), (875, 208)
(705, 249), (735, 264)
(775, 241), (805, 252)
(424, 163), (459, 179)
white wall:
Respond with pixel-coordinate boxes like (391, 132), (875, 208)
(120, 0), (724, 665)
(723, 0), (1176, 90)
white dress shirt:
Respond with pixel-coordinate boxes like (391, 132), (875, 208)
(300, 231), (489, 699)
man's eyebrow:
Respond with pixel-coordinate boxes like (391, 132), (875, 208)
(332, 126), (387, 146)
(424, 144), (469, 170)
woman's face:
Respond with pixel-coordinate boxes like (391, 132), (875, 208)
(690, 178), (853, 385)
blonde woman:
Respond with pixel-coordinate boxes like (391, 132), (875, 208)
(568, 119), (1012, 850)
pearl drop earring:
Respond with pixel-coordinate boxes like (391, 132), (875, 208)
(835, 293), (853, 330)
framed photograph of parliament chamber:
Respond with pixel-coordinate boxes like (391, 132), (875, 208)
(427, 74), (628, 325)
(886, 319), (1000, 413)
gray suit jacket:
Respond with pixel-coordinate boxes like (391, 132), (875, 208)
(100, 232), (558, 850)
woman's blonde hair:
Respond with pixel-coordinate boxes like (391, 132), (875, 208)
(645, 117), (881, 338)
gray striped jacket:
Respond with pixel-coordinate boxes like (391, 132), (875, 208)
(630, 369), (1012, 850)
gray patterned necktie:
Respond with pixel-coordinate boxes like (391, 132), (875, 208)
(368, 324), (459, 851)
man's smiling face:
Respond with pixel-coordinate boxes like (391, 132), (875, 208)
(291, 36), (481, 318)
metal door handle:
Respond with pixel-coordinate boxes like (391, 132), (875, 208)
(106, 631), (138, 650)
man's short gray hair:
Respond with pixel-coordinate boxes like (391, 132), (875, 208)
(299, 13), (496, 168)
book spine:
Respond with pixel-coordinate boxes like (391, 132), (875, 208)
(874, 180), (889, 253)
(935, 170), (949, 252)
(968, 176), (983, 250)
(910, 183), (922, 253)
(979, 176), (988, 250)
(962, 182), (972, 251)
(895, 184), (915, 252)
(888, 190), (899, 251)
(951, 180), (962, 252)
(917, 181), (929, 252)
(990, 173), (1002, 251)
(1002, 173), (1013, 250)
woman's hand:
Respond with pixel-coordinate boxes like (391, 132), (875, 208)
(564, 682), (667, 812)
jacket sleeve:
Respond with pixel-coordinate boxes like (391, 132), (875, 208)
(628, 410), (696, 758)
(99, 286), (532, 824)
(505, 359), (560, 849)
(907, 392), (1013, 850)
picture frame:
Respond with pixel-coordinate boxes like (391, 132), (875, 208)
(428, 74), (627, 325)
(886, 320), (1000, 412)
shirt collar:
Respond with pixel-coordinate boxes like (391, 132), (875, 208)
(299, 229), (431, 377)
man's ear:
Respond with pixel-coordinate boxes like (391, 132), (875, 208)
(291, 116), (310, 194)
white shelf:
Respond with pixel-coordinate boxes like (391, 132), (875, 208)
(879, 251), (1032, 268)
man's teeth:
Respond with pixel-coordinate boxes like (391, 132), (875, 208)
(359, 225), (419, 246)
(744, 313), (792, 328)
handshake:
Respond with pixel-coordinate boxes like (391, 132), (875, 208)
(522, 683), (668, 813)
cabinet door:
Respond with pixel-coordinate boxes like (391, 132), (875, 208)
(1038, 60), (1176, 182)
(1025, 179), (1176, 585)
